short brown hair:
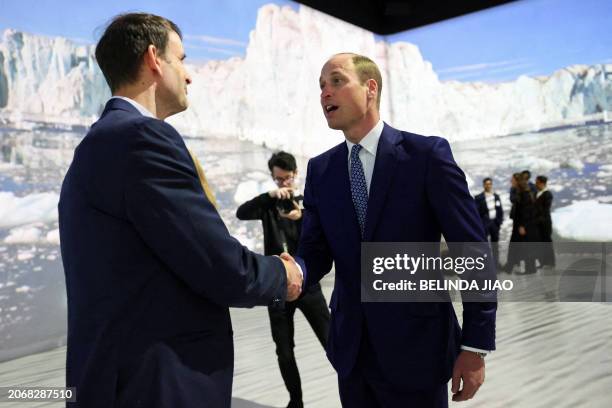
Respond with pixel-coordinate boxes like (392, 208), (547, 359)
(95, 13), (182, 92)
(336, 53), (383, 109)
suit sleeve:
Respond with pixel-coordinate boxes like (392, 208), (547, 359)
(297, 159), (333, 287)
(236, 193), (273, 220)
(426, 137), (497, 351)
(123, 120), (286, 308)
(543, 192), (553, 212)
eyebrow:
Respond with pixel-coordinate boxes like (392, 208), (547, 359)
(319, 70), (345, 84)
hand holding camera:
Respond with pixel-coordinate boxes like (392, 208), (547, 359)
(269, 187), (302, 220)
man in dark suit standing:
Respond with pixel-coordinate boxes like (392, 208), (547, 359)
(535, 175), (555, 267)
(58, 13), (303, 408)
(474, 178), (504, 267)
(297, 53), (496, 407)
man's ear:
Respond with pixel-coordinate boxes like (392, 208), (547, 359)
(366, 78), (378, 100)
(143, 44), (163, 76)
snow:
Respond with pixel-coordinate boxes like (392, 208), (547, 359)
(552, 200), (612, 241)
(4, 226), (42, 244)
(45, 228), (60, 244)
(0, 192), (59, 229)
(233, 179), (276, 204)
(16, 250), (35, 261)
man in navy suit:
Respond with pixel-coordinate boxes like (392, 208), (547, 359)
(475, 178), (504, 267)
(297, 53), (497, 407)
(58, 13), (303, 408)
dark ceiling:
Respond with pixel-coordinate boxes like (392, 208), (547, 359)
(293, 0), (516, 35)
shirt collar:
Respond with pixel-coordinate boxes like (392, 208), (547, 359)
(536, 187), (548, 197)
(345, 119), (384, 156)
(111, 96), (156, 119)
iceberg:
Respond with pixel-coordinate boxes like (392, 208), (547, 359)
(0, 4), (610, 158)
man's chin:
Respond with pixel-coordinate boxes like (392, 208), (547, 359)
(165, 104), (188, 119)
(177, 100), (189, 113)
(325, 119), (342, 130)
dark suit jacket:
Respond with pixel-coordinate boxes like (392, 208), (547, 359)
(474, 192), (503, 229)
(298, 123), (496, 390)
(59, 99), (287, 407)
(535, 190), (553, 237)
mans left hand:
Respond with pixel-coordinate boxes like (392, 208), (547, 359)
(451, 351), (485, 402)
(279, 201), (302, 221)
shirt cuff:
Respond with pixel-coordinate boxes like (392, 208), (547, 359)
(461, 345), (491, 355)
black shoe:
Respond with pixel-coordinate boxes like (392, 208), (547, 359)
(287, 400), (303, 408)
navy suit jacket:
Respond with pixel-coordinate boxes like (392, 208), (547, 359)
(298, 123), (496, 390)
(475, 192), (504, 229)
(59, 99), (287, 407)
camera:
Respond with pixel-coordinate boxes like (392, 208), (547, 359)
(276, 193), (296, 214)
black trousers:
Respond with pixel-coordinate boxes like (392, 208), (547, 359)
(538, 222), (556, 267)
(267, 285), (330, 404)
(485, 223), (500, 265)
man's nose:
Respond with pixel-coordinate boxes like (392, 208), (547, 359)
(320, 85), (332, 99)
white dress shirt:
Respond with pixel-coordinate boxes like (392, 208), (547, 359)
(485, 192), (497, 221)
(536, 187), (548, 199)
(345, 119), (384, 194)
(110, 96), (156, 118)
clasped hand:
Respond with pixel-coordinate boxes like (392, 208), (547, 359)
(278, 252), (302, 301)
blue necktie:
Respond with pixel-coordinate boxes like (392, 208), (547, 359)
(350, 144), (368, 238)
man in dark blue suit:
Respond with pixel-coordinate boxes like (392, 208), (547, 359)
(58, 14), (303, 408)
(475, 178), (504, 267)
(297, 53), (497, 407)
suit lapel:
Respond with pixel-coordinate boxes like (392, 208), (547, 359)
(364, 124), (400, 241)
(321, 143), (362, 238)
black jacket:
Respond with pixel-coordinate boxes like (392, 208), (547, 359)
(535, 190), (553, 237)
(237, 193), (321, 294)
(236, 192), (303, 256)
(514, 190), (541, 241)
(59, 99), (286, 408)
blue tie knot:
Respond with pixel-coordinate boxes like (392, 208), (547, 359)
(351, 144), (363, 158)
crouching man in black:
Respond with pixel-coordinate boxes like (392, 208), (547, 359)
(237, 151), (330, 408)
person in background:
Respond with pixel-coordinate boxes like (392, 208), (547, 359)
(504, 173), (521, 273)
(237, 151), (330, 408)
(521, 169), (537, 194)
(513, 175), (540, 274)
(475, 178), (504, 268)
(535, 175), (555, 268)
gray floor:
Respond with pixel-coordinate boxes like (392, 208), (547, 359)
(1, 272), (611, 407)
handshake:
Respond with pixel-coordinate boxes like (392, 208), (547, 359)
(278, 252), (303, 301)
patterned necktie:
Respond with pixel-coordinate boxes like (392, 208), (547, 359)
(350, 144), (368, 238)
